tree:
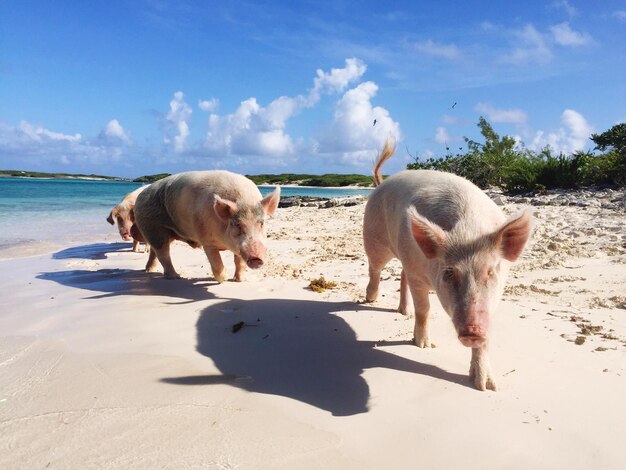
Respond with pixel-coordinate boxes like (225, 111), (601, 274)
(465, 117), (517, 156)
(463, 117), (520, 187)
(588, 123), (626, 185)
(590, 123), (626, 153)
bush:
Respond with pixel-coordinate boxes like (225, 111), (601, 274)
(579, 151), (626, 186)
(408, 119), (626, 191)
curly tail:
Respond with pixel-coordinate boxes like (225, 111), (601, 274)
(372, 138), (397, 186)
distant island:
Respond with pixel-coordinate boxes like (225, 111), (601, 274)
(0, 170), (127, 181)
(0, 170), (375, 187)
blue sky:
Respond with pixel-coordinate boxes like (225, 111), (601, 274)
(1, 0), (625, 178)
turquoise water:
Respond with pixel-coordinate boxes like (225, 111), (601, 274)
(0, 177), (370, 258)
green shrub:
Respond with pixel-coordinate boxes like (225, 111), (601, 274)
(407, 119), (626, 191)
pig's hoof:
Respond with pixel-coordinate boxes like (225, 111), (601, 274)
(214, 272), (227, 283)
(233, 274), (245, 282)
(413, 336), (435, 348)
(397, 306), (414, 317)
(469, 365), (498, 391)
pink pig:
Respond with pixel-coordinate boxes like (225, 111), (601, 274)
(107, 185), (149, 252)
(363, 140), (532, 391)
(133, 170), (280, 282)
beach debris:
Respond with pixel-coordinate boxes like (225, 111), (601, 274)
(589, 295), (626, 310)
(231, 321), (245, 333)
(309, 276), (337, 293)
(574, 336), (586, 345)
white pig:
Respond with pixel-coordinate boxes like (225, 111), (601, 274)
(133, 171), (280, 281)
(363, 139), (532, 391)
(107, 185), (149, 252)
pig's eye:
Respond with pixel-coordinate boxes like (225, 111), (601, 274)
(487, 268), (494, 278)
(442, 268), (456, 283)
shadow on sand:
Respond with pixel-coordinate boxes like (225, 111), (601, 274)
(53, 242), (133, 260)
(161, 298), (470, 416)
(42, 242), (469, 415)
(39, 242), (216, 303)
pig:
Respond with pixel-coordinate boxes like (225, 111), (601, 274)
(132, 170), (280, 281)
(363, 139), (532, 391)
(107, 185), (149, 252)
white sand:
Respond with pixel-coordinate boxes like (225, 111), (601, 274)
(1, 195), (625, 469)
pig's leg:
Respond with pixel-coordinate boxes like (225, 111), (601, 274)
(398, 270), (414, 316)
(233, 254), (247, 282)
(153, 242), (180, 279)
(145, 247), (159, 272)
(132, 240), (140, 252)
(470, 343), (497, 391)
(365, 250), (393, 302)
(203, 247), (227, 283)
(408, 281), (433, 348)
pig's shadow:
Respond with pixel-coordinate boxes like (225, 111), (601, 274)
(161, 298), (469, 416)
(38, 243), (217, 303)
(53, 242), (132, 260)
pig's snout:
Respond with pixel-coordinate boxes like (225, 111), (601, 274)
(246, 257), (264, 269)
(458, 324), (487, 348)
(242, 239), (267, 269)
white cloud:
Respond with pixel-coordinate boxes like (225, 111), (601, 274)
(414, 40), (461, 60)
(203, 58), (369, 161)
(100, 119), (131, 145)
(500, 24), (552, 65)
(315, 81), (401, 165)
(0, 120), (123, 168)
(530, 109), (593, 154)
(561, 108), (593, 150)
(309, 57), (367, 104)
(198, 98), (219, 112)
(205, 96), (296, 158)
(435, 127), (449, 144)
(550, 22), (591, 46)
(17, 121), (81, 143)
(0, 59), (394, 173)
(475, 103), (528, 124)
(164, 91), (192, 152)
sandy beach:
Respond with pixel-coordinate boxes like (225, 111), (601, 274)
(1, 189), (625, 469)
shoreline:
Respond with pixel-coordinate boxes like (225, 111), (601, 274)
(2, 187), (623, 261)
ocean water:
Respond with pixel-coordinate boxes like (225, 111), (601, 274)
(0, 177), (371, 258)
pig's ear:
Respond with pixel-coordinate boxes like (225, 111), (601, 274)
(493, 209), (532, 262)
(214, 194), (238, 222)
(106, 209), (116, 225)
(261, 187), (281, 217)
(409, 208), (446, 259)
